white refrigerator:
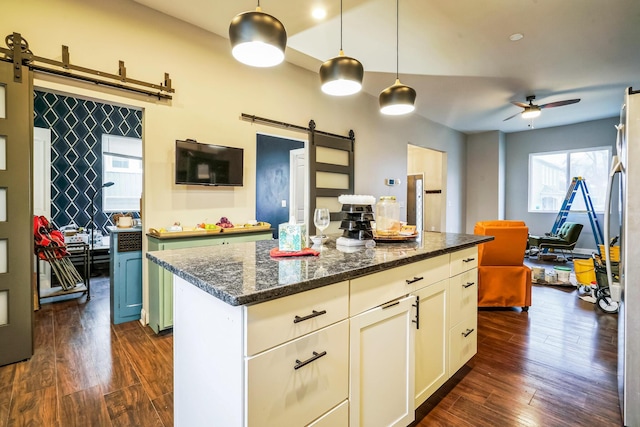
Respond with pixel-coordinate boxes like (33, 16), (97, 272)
(605, 87), (640, 427)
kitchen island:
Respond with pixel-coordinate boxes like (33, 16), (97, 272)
(147, 232), (492, 427)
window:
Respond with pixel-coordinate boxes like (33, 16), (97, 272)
(102, 135), (142, 212)
(529, 147), (611, 213)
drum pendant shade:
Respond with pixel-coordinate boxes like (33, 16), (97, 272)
(379, 0), (416, 115)
(320, 50), (364, 96)
(379, 79), (416, 115)
(319, 0), (364, 96)
(229, 7), (287, 68)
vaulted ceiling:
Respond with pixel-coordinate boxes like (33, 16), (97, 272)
(132, 0), (640, 134)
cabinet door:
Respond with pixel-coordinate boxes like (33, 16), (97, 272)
(114, 251), (142, 323)
(349, 295), (415, 427)
(414, 279), (448, 407)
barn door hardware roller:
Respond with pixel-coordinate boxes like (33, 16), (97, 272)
(0, 32), (174, 100)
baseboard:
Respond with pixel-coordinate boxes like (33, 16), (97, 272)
(139, 308), (148, 326)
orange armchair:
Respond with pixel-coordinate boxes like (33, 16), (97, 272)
(474, 220), (532, 311)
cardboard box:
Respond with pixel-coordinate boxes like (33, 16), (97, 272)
(278, 222), (308, 252)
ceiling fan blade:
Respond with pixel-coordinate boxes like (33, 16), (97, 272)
(539, 99), (580, 109)
(503, 112), (521, 121)
(511, 101), (529, 108)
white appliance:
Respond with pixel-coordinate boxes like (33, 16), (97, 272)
(605, 87), (640, 427)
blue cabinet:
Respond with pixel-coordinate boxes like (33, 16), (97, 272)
(110, 228), (142, 324)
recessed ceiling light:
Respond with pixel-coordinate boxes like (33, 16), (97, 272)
(312, 7), (327, 20)
(509, 33), (524, 42)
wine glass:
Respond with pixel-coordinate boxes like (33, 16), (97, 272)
(313, 208), (330, 243)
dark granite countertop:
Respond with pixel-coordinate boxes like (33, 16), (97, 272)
(146, 232), (492, 306)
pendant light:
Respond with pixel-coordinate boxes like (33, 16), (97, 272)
(319, 0), (364, 96)
(379, 0), (416, 115)
(229, 1), (287, 68)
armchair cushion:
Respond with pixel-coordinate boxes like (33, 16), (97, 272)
(474, 220), (532, 309)
(529, 222), (583, 249)
(474, 221), (529, 266)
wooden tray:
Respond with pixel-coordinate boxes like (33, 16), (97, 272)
(373, 232), (419, 243)
(147, 224), (271, 239)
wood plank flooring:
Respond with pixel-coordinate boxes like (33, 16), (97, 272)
(0, 276), (173, 427)
(416, 258), (621, 427)
(0, 258), (622, 426)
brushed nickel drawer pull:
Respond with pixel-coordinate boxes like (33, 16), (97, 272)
(294, 351), (327, 370)
(463, 257), (475, 263)
(293, 309), (327, 324)
(463, 282), (475, 288)
(462, 328), (475, 338)
(405, 276), (424, 285)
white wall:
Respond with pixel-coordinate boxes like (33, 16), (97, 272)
(505, 117), (620, 251)
(1, 0), (467, 320)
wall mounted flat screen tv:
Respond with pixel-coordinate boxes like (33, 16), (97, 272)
(175, 139), (244, 186)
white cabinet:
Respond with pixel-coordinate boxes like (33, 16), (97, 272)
(172, 245), (481, 426)
(308, 400), (349, 427)
(413, 279), (449, 407)
(349, 295), (416, 427)
(246, 320), (349, 427)
(448, 248), (478, 377)
(245, 281), (349, 356)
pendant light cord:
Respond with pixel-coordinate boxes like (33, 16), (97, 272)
(340, 0), (343, 51)
(395, 0), (399, 79)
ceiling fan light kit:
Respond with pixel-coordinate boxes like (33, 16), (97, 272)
(503, 95), (580, 123)
(521, 106), (541, 119)
(379, 0), (416, 115)
(229, 3), (287, 68)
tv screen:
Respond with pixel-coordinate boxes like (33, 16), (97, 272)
(175, 139), (244, 186)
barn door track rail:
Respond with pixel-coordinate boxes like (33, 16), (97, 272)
(0, 32), (174, 100)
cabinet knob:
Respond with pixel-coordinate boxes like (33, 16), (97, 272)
(463, 257), (475, 263)
(463, 282), (475, 288)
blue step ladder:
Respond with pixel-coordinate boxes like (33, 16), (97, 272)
(550, 177), (604, 253)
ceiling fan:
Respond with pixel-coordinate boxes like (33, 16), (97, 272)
(503, 95), (580, 121)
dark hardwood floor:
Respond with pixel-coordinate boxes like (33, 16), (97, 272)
(417, 257), (622, 427)
(0, 275), (173, 427)
(0, 258), (622, 426)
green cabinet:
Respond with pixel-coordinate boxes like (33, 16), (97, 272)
(147, 230), (273, 333)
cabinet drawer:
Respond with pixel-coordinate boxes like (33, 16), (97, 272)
(307, 400), (348, 427)
(449, 316), (477, 376)
(406, 254), (449, 293)
(449, 268), (478, 326)
(350, 255), (448, 316)
(450, 247), (478, 276)
(245, 281), (349, 356)
(246, 320), (349, 427)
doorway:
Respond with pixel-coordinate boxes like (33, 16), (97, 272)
(255, 134), (305, 238)
(33, 90), (142, 245)
(33, 127), (52, 290)
(407, 144), (445, 232)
